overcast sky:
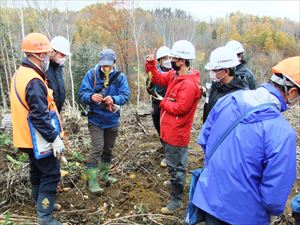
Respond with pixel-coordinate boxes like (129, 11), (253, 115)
(11, 0), (300, 22)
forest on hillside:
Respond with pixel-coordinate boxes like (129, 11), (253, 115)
(0, 0), (299, 110)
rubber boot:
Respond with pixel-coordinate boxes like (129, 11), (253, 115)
(161, 198), (183, 215)
(36, 193), (62, 225)
(32, 185), (39, 202)
(85, 168), (103, 193)
(32, 185), (61, 211)
(160, 158), (167, 168)
(99, 163), (117, 184)
(163, 180), (171, 188)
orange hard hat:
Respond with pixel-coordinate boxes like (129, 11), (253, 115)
(21, 33), (52, 53)
(272, 56), (300, 88)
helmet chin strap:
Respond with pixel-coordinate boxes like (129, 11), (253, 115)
(282, 76), (300, 107)
(31, 53), (46, 61)
(286, 95), (300, 108)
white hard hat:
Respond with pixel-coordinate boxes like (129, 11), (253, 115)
(170, 40), (195, 60)
(225, 40), (244, 55)
(51, 36), (72, 56)
(205, 46), (240, 70)
(156, 46), (171, 60)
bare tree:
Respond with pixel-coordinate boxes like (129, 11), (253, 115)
(15, 1), (25, 39)
(153, 8), (197, 46)
(7, 23), (17, 72)
(25, 0), (65, 38)
(0, 76), (8, 110)
(2, 38), (13, 79)
(0, 0), (17, 72)
(128, 2), (144, 108)
(0, 38), (11, 99)
(65, 6), (75, 108)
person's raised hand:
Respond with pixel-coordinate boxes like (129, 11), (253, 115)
(146, 48), (157, 61)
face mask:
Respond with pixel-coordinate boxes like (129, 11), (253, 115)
(101, 66), (113, 74)
(286, 95), (300, 110)
(41, 55), (50, 72)
(54, 57), (66, 65)
(209, 70), (224, 82)
(32, 54), (50, 72)
(161, 59), (171, 69)
(171, 61), (180, 71)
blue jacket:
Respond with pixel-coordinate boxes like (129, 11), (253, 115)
(192, 83), (296, 225)
(46, 60), (66, 113)
(78, 65), (130, 128)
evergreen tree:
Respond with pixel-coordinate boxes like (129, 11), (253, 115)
(70, 44), (99, 104)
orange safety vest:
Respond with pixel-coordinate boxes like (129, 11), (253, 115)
(10, 65), (63, 148)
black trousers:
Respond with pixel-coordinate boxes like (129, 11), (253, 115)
(21, 149), (60, 195)
(151, 102), (161, 136)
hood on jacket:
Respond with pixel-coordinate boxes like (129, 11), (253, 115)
(174, 69), (200, 85)
(230, 87), (282, 124)
(212, 75), (248, 93)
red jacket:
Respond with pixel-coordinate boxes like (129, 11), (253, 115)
(145, 60), (201, 147)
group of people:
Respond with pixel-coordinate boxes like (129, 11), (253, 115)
(10, 33), (130, 225)
(9, 31), (300, 225)
(145, 40), (300, 225)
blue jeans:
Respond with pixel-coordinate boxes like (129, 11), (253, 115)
(205, 213), (230, 225)
(163, 141), (188, 201)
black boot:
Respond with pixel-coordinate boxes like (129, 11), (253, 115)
(32, 185), (39, 202)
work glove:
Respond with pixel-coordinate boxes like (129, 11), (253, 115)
(270, 216), (278, 224)
(52, 135), (65, 158)
(152, 90), (163, 101)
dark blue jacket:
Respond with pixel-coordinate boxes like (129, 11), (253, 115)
(78, 64), (130, 128)
(235, 63), (256, 90)
(22, 58), (59, 143)
(146, 65), (168, 105)
(203, 76), (248, 123)
(46, 60), (66, 113)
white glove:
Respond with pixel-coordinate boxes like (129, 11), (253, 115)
(152, 90), (164, 101)
(52, 135), (65, 158)
(270, 216), (278, 224)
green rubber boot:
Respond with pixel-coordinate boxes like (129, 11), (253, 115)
(85, 168), (103, 193)
(99, 163), (117, 184)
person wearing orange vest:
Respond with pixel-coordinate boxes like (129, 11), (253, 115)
(10, 33), (65, 225)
